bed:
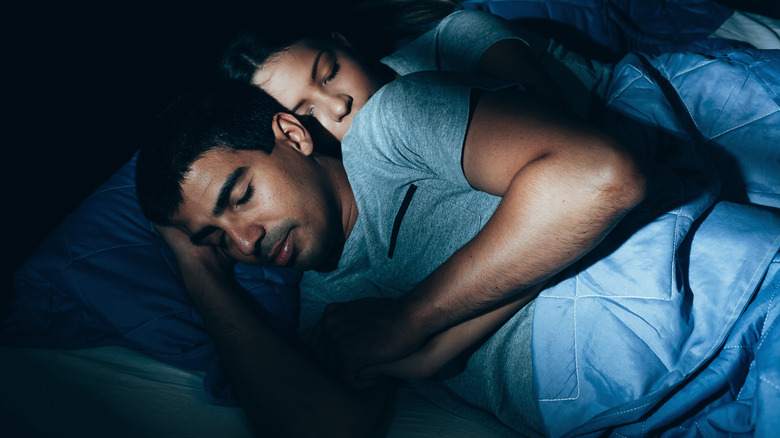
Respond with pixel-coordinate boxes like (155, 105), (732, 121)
(3, 1), (780, 437)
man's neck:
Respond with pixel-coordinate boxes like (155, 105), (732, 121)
(316, 154), (358, 240)
(308, 154), (358, 273)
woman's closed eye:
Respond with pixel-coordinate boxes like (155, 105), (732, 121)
(324, 60), (340, 84)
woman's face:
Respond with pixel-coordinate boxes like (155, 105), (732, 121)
(251, 37), (386, 143)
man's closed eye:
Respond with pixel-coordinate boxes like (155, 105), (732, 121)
(237, 184), (254, 207)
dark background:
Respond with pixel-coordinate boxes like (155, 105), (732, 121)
(4, 2), (303, 296)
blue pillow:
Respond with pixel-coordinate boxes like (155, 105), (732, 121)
(2, 152), (301, 404)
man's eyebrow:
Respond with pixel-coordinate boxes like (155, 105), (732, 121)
(213, 166), (248, 217)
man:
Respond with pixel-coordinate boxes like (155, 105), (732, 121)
(137, 71), (644, 435)
(137, 69), (778, 437)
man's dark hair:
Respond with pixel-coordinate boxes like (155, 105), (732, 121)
(135, 82), (288, 225)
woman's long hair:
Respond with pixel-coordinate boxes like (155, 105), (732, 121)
(220, 0), (463, 84)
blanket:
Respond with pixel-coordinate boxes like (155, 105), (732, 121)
(461, 0), (737, 59)
(532, 48), (780, 436)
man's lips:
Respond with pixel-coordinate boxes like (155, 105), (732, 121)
(271, 231), (293, 267)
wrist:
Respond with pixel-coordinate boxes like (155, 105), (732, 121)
(396, 292), (446, 341)
(176, 253), (236, 298)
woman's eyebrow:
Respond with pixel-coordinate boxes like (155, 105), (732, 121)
(213, 167), (248, 216)
(311, 49), (326, 82)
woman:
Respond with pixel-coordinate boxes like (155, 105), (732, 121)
(220, 6), (595, 147)
(221, 0), (780, 147)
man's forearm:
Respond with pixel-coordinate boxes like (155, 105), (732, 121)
(181, 263), (386, 438)
(155, 219), (387, 438)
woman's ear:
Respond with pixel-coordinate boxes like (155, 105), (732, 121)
(272, 112), (314, 156)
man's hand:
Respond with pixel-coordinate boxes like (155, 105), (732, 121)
(308, 297), (427, 388)
(154, 225), (235, 291)
(153, 224), (388, 437)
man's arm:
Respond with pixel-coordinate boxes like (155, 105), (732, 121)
(406, 88), (646, 331)
(313, 87), (646, 386)
(157, 226), (388, 438)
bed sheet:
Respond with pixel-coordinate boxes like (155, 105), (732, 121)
(0, 345), (513, 438)
(0, 346), (254, 438)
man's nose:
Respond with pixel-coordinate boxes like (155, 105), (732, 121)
(325, 94), (352, 122)
(227, 224), (264, 257)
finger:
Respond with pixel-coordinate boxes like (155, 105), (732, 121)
(323, 326), (367, 377)
(362, 360), (417, 381)
(307, 317), (328, 365)
(308, 302), (343, 360)
(350, 370), (379, 389)
(309, 305), (363, 367)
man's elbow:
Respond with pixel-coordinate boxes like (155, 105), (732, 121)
(597, 149), (647, 215)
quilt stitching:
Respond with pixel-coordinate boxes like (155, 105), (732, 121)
(759, 375), (780, 392)
(736, 361), (756, 400)
(705, 108), (779, 142)
(537, 275), (580, 402)
(689, 234), (780, 373)
(760, 265), (778, 337)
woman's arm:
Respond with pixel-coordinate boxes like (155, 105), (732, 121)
(157, 226), (388, 438)
(449, 10), (565, 100)
(476, 38), (564, 101)
(360, 283), (541, 382)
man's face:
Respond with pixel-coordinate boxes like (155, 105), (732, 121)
(171, 145), (341, 271)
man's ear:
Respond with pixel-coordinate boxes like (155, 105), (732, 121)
(272, 112), (314, 156)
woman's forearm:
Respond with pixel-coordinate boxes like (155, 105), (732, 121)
(477, 38), (564, 101)
(363, 285), (540, 380)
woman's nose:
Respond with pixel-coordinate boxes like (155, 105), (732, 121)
(325, 94), (352, 122)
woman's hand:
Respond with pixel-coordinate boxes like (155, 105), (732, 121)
(360, 291), (534, 382)
(309, 285), (538, 387)
(308, 297), (425, 388)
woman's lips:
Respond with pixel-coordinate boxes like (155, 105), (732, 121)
(272, 231), (293, 267)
